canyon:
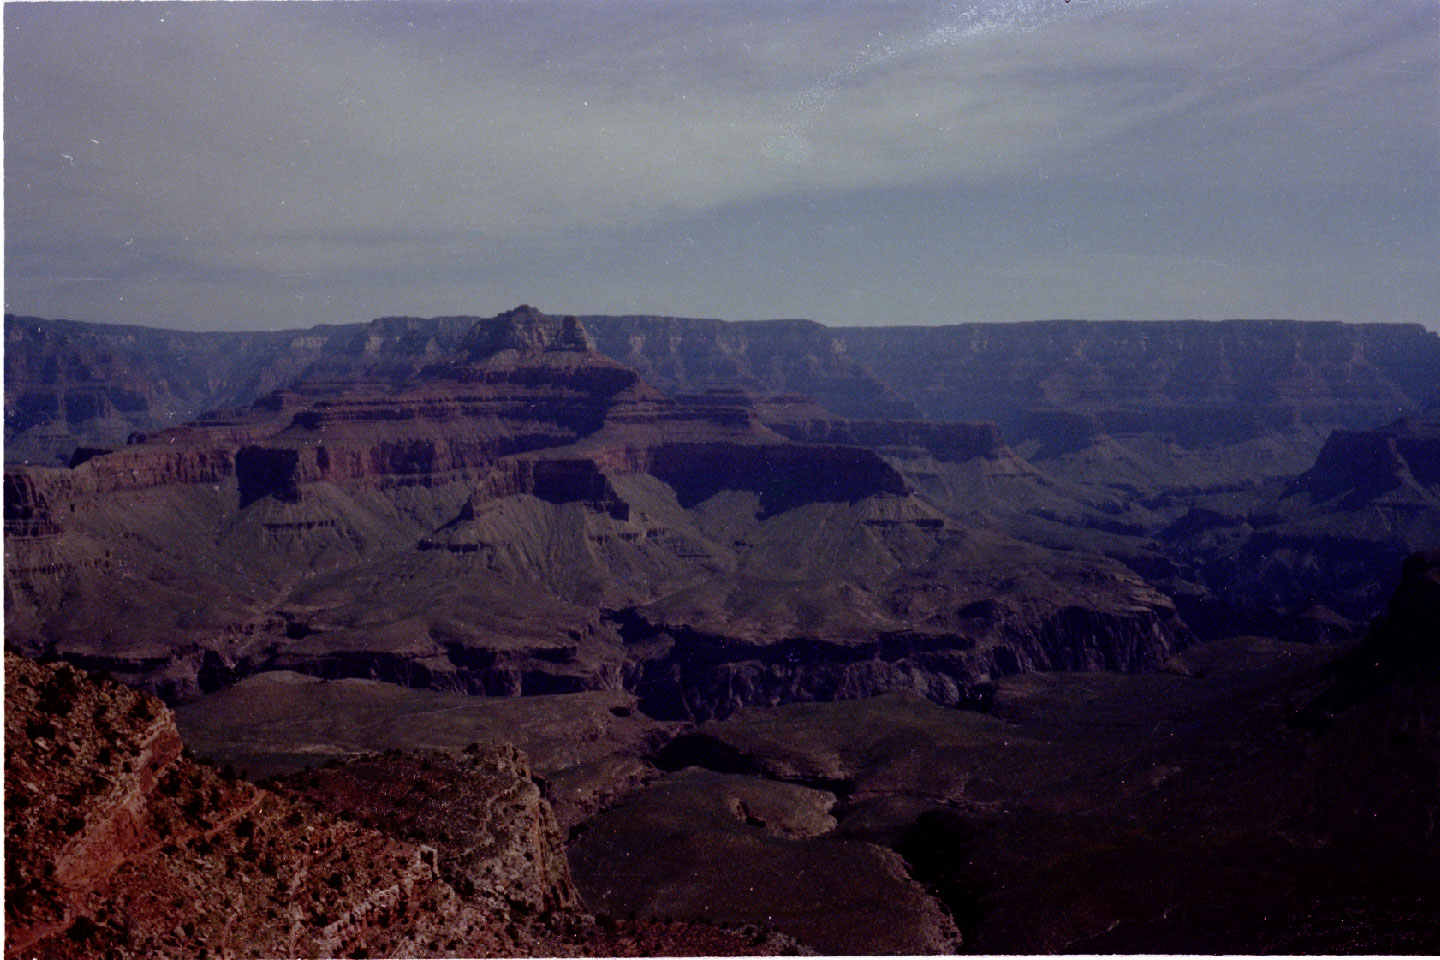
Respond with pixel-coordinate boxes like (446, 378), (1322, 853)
(4, 307), (1192, 708)
(6, 305), (1439, 954)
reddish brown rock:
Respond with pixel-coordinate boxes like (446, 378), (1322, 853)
(4, 653), (815, 958)
(4, 656), (556, 959)
(3, 308), (1188, 710)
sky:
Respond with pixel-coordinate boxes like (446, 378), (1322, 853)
(3, 0), (1437, 332)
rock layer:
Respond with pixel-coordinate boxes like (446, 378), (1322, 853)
(16, 312), (1436, 464)
(6, 308), (1187, 712)
(837, 318), (1440, 445)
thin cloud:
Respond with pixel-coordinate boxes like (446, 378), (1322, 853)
(4, 1), (1436, 329)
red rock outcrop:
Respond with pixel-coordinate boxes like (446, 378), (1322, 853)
(5, 652), (818, 958)
(2, 653), (599, 959)
(220, 309), (908, 511)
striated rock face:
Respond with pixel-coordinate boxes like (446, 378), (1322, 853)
(4, 308), (932, 704)
(7, 306), (1194, 713)
(580, 314), (919, 420)
(838, 319), (1440, 447)
(6, 310), (921, 464)
(459, 305), (598, 359)
(4, 652), (822, 958)
(643, 441), (907, 516)
(620, 590), (1186, 723)
(758, 395), (1007, 463)
(13, 312), (1439, 466)
(281, 746), (580, 922)
(3, 315), (310, 467)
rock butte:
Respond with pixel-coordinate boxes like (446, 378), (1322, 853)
(5, 306), (1191, 709)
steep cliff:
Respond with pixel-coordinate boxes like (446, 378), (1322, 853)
(1294, 411), (1440, 506)
(580, 314), (918, 420)
(3, 315), (308, 466)
(5, 308), (1188, 711)
(837, 319), (1440, 447)
(1162, 411), (1440, 634)
(13, 312), (1439, 466)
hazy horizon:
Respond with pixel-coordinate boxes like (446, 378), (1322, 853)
(5, 0), (1437, 332)
(7, 307), (1440, 338)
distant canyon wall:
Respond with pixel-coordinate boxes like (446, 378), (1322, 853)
(837, 319), (1440, 447)
(9, 313), (1439, 464)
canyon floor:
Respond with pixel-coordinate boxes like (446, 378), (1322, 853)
(175, 625), (1440, 954)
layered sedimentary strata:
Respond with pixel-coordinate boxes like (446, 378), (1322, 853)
(6, 652), (826, 958)
(5, 307), (1190, 711)
(618, 573), (1186, 723)
(12, 313), (1440, 466)
(3, 316), (306, 466)
(836, 319), (1440, 446)
(281, 746), (580, 922)
(580, 314), (919, 420)
(759, 395), (1008, 462)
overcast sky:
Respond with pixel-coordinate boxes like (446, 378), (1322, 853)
(4, 0), (1437, 331)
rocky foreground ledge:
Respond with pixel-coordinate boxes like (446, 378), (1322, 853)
(2, 652), (809, 959)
